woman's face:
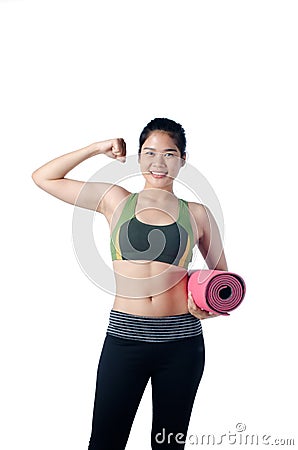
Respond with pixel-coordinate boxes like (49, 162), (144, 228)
(138, 131), (186, 189)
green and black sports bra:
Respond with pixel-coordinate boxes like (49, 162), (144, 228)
(110, 193), (195, 270)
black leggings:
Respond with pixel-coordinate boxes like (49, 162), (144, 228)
(88, 333), (205, 449)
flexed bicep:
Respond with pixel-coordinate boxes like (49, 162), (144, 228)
(32, 176), (117, 214)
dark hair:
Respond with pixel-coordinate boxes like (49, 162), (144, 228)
(138, 118), (186, 157)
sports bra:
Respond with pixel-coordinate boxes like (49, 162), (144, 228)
(110, 193), (195, 270)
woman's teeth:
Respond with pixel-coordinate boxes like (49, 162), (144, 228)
(150, 171), (167, 177)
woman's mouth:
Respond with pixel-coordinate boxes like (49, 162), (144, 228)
(150, 171), (167, 178)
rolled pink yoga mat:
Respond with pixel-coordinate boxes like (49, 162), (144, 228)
(188, 270), (246, 315)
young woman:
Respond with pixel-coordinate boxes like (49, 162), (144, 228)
(32, 118), (228, 449)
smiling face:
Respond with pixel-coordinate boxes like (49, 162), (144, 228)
(138, 131), (186, 192)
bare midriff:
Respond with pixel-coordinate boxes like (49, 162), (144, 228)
(112, 259), (189, 317)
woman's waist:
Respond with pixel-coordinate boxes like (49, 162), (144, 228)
(107, 308), (202, 342)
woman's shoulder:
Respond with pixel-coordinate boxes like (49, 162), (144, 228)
(183, 199), (208, 225)
(182, 198), (204, 212)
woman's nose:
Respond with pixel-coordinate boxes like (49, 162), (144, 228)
(153, 152), (166, 161)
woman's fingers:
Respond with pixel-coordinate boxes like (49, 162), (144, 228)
(187, 291), (220, 319)
(112, 138), (126, 162)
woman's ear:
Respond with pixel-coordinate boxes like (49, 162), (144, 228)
(181, 153), (187, 167)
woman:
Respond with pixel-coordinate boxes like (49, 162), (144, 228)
(32, 118), (228, 449)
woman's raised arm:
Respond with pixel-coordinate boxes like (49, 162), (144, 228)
(31, 139), (127, 215)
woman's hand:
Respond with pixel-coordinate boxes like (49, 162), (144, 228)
(187, 291), (221, 319)
(98, 138), (126, 163)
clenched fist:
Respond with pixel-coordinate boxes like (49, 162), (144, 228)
(98, 138), (126, 163)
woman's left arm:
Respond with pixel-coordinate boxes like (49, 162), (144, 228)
(196, 203), (228, 271)
(188, 203), (229, 319)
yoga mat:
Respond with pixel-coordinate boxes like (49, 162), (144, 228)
(187, 270), (246, 315)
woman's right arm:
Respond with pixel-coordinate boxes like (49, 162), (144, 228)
(31, 139), (127, 215)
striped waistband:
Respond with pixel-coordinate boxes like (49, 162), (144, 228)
(106, 309), (202, 343)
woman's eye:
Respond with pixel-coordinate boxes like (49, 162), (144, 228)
(143, 151), (174, 157)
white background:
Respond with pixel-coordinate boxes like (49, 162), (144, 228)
(1, 0), (297, 449)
